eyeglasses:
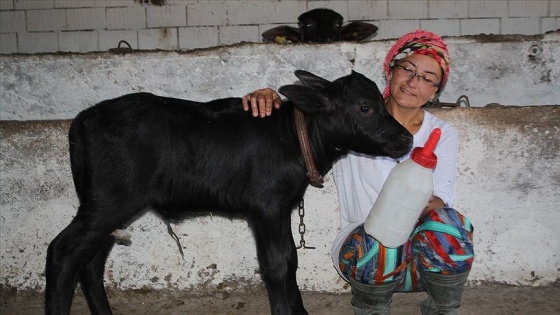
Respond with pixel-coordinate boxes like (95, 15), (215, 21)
(392, 64), (441, 88)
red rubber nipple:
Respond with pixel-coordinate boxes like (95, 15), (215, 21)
(410, 128), (441, 169)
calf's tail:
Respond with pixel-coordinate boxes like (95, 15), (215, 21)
(68, 111), (90, 202)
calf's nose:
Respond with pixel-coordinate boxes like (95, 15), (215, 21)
(400, 133), (414, 151)
(402, 133), (413, 144)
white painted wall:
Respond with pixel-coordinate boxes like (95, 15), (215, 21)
(1, 34), (559, 293)
(2, 109), (559, 292)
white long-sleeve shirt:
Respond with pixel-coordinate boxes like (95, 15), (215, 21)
(330, 110), (459, 275)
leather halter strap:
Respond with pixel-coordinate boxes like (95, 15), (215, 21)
(294, 108), (324, 188)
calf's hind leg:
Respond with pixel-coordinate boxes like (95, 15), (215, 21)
(45, 220), (85, 315)
(78, 235), (115, 315)
(45, 208), (128, 315)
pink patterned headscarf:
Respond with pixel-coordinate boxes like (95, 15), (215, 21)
(383, 30), (450, 98)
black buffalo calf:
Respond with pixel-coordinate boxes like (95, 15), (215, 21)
(262, 8), (378, 43)
(45, 70), (412, 315)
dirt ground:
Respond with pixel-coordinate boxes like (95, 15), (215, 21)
(2, 283), (559, 315)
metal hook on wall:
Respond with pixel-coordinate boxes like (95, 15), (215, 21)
(427, 95), (471, 108)
(109, 40), (134, 55)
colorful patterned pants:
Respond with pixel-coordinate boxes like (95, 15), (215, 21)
(339, 207), (474, 292)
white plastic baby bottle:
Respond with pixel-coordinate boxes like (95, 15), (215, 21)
(363, 128), (441, 248)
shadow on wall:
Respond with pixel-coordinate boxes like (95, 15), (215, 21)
(136, 0), (165, 5)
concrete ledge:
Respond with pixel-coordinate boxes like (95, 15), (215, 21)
(1, 32), (559, 121)
(1, 106), (558, 292)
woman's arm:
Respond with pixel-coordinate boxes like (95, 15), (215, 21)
(433, 125), (458, 206)
(420, 115), (459, 216)
(241, 88), (282, 118)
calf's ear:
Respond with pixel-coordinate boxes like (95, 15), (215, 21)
(278, 85), (328, 115)
(294, 70), (331, 91)
(262, 26), (301, 43)
(341, 22), (378, 41)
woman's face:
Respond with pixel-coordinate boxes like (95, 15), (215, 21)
(388, 54), (443, 109)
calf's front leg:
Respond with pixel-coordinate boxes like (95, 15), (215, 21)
(251, 211), (308, 315)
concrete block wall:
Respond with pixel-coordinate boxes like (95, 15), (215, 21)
(1, 36), (559, 293)
(1, 0), (559, 54)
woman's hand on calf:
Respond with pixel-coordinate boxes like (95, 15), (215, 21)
(242, 88), (282, 118)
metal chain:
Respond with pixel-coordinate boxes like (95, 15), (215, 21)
(295, 199), (315, 249)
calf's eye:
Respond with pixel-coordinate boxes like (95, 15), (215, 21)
(359, 105), (372, 113)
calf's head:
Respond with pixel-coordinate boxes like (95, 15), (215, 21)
(298, 8), (344, 42)
(279, 70), (412, 158)
(262, 8), (378, 43)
